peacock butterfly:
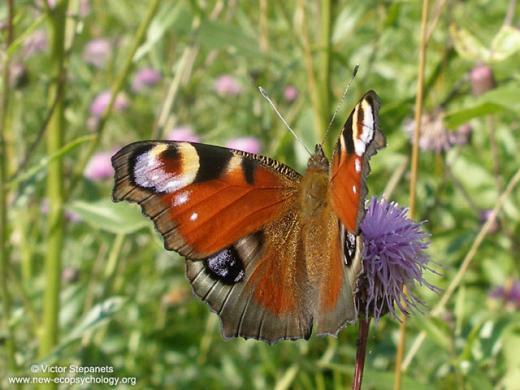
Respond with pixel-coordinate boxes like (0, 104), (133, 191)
(111, 90), (385, 343)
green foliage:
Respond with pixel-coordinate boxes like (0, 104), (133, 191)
(1, 0), (519, 389)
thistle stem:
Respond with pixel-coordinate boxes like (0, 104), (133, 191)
(352, 317), (371, 390)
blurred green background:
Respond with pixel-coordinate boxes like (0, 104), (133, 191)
(1, 0), (519, 389)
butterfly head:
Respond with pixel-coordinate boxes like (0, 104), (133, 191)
(307, 144), (329, 172)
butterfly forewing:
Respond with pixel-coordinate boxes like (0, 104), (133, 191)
(320, 90), (385, 333)
(112, 141), (300, 258)
(330, 90), (385, 235)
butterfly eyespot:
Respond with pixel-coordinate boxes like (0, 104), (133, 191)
(204, 247), (245, 284)
(344, 232), (357, 266)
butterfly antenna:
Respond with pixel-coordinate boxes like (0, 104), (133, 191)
(258, 86), (313, 156)
(321, 64), (360, 145)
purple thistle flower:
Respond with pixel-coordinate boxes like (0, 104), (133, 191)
(89, 91), (129, 118)
(9, 63), (28, 89)
(470, 64), (495, 96)
(62, 266), (80, 284)
(404, 111), (471, 152)
(166, 126), (200, 143)
(79, 0), (90, 17)
(357, 197), (438, 320)
(22, 30), (48, 58)
(283, 85), (299, 102)
(83, 38), (111, 68)
(479, 209), (500, 234)
(84, 151), (114, 181)
(404, 111), (451, 152)
(41, 199), (81, 223)
(489, 280), (520, 310)
(132, 68), (162, 92)
(226, 137), (261, 154)
(449, 123), (472, 146)
(214, 75), (242, 97)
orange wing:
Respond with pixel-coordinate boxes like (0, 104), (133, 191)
(112, 141), (314, 342)
(330, 90), (385, 234)
(112, 141), (300, 258)
(320, 91), (385, 330)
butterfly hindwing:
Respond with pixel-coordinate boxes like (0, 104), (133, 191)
(186, 210), (315, 343)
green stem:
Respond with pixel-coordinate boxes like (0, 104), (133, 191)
(20, 210), (34, 285)
(39, 0), (68, 380)
(395, 1), (430, 388)
(69, 0), (161, 196)
(297, 0), (322, 143)
(0, 0), (17, 374)
(319, 0), (333, 147)
(103, 233), (125, 295)
(8, 262), (39, 335)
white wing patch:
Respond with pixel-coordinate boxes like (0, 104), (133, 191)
(353, 100), (375, 157)
(354, 158), (361, 173)
(133, 143), (199, 193)
(173, 190), (191, 206)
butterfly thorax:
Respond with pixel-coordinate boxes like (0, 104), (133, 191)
(307, 144), (329, 172)
(300, 145), (331, 219)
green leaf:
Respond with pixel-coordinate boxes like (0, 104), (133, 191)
(6, 14), (46, 60)
(444, 102), (502, 128)
(134, 3), (189, 61)
(490, 25), (520, 62)
(274, 364), (299, 390)
(197, 20), (261, 59)
(363, 370), (430, 390)
(38, 297), (126, 364)
(66, 297), (126, 341)
(479, 84), (520, 110)
(414, 316), (452, 351)
(502, 331), (520, 389)
(450, 24), (490, 62)
(7, 135), (95, 189)
(444, 84), (520, 127)
(479, 313), (520, 358)
(332, 5), (363, 44)
(68, 199), (150, 234)
(450, 24), (520, 63)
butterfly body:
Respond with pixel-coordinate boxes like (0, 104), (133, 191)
(112, 90), (385, 343)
